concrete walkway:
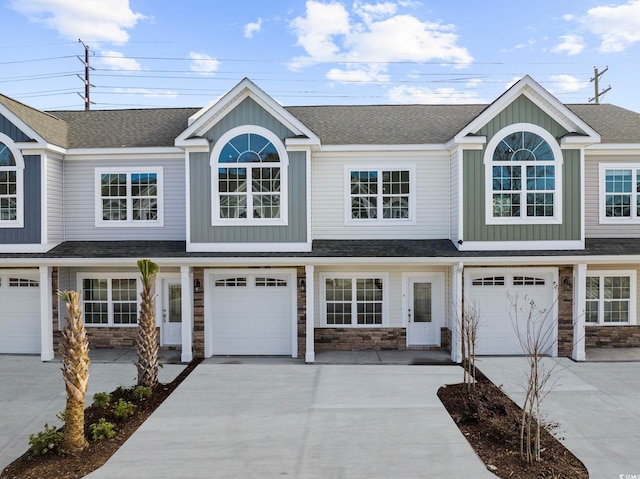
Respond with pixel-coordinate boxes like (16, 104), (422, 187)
(86, 364), (494, 479)
(479, 357), (640, 479)
(0, 355), (185, 471)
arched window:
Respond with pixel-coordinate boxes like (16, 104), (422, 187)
(211, 126), (288, 225)
(0, 134), (24, 227)
(484, 124), (562, 224)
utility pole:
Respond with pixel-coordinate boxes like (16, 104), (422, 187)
(589, 66), (611, 104)
(77, 39), (94, 110)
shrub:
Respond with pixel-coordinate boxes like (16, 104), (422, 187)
(90, 418), (116, 440)
(56, 410), (66, 423)
(29, 424), (63, 456)
(112, 398), (136, 420)
(133, 385), (153, 401)
(92, 392), (111, 408)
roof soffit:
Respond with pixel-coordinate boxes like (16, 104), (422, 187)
(453, 75), (601, 145)
(175, 78), (320, 146)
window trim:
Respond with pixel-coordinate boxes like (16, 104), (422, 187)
(484, 123), (563, 225)
(0, 132), (24, 228)
(598, 163), (640, 224)
(210, 125), (289, 226)
(344, 165), (416, 225)
(319, 272), (390, 327)
(585, 270), (637, 326)
(77, 273), (141, 327)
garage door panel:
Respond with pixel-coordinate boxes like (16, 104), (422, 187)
(210, 272), (293, 356)
(0, 272), (40, 354)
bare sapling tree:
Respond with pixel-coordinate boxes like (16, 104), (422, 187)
(459, 300), (480, 389)
(58, 290), (90, 454)
(136, 259), (160, 388)
(508, 287), (560, 464)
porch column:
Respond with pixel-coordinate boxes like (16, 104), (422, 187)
(572, 263), (587, 361)
(305, 264), (315, 363)
(180, 266), (193, 363)
(39, 266), (54, 361)
(450, 262), (463, 363)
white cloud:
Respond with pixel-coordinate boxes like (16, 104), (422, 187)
(244, 18), (263, 39)
(115, 88), (178, 98)
(289, 0), (473, 79)
(388, 83), (485, 104)
(552, 34), (585, 55)
(9, 0), (144, 44)
(326, 65), (389, 83)
(189, 52), (220, 75)
(549, 74), (588, 94)
(577, 0), (640, 52)
(98, 50), (142, 71)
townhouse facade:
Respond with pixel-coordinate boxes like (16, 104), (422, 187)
(1, 76), (639, 363)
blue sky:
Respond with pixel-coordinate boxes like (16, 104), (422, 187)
(1, 0), (640, 112)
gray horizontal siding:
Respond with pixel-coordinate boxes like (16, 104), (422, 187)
(0, 114), (32, 142)
(0, 155), (41, 244)
(64, 157), (186, 241)
(463, 96), (581, 242)
(47, 156), (64, 244)
(190, 150), (307, 244)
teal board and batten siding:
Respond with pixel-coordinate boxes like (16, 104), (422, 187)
(0, 155), (41, 244)
(191, 96), (307, 244)
(190, 150), (307, 243)
(463, 96), (581, 242)
(0, 114), (32, 142)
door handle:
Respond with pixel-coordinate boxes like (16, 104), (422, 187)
(408, 308), (412, 323)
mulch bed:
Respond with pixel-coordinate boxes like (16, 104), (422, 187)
(1, 359), (201, 479)
(438, 370), (589, 479)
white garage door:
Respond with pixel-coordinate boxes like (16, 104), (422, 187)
(0, 271), (41, 354)
(465, 268), (558, 356)
(209, 271), (294, 355)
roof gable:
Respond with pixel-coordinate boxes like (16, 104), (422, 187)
(175, 78), (320, 147)
(454, 76), (600, 145)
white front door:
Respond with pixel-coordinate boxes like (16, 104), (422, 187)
(405, 274), (443, 347)
(162, 280), (182, 345)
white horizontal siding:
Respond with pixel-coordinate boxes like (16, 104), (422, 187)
(585, 153), (640, 238)
(64, 156), (186, 241)
(46, 156), (64, 244)
(311, 151), (450, 239)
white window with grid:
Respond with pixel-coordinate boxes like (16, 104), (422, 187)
(0, 133), (24, 228)
(79, 275), (140, 327)
(585, 271), (636, 325)
(599, 164), (640, 223)
(95, 168), (163, 227)
(320, 273), (389, 327)
(345, 166), (415, 223)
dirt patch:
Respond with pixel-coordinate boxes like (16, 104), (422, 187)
(438, 371), (588, 479)
(1, 359), (201, 479)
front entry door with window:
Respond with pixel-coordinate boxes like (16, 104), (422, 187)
(162, 280), (182, 345)
(406, 274), (443, 346)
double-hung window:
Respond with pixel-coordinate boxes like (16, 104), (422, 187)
(0, 134), (24, 228)
(80, 275), (139, 326)
(321, 273), (388, 326)
(347, 167), (414, 222)
(96, 168), (163, 227)
(211, 126), (288, 226)
(585, 272), (636, 325)
(485, 125), (562, 224)
(599, 164), (640, 222)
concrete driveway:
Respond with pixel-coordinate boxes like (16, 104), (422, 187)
(479, 357), (640, 479)
(85, 363), (495, 479)
(0, 355), (185, 472)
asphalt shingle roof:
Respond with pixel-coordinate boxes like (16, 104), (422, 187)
(0, 94), (68, 146)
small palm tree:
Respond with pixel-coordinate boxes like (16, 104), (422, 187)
(136, 259), (160, 388)
(58, 290), (90, 454)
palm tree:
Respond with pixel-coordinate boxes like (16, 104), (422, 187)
(136, 259), (160, 388)
(58, 290), (90, 454)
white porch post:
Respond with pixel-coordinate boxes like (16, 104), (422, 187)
(572, 263), (587, 361)
(305, 264), (315, 363)
(39, 266), (54, 361)
(450, 262), (463, 363)
(180, 266), (193, 363)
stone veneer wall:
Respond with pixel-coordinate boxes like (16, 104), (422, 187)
(557, 266), (574, 357)
(296, 266), (306, 359)
(315, 328), (407, 351)
(585, 326), (640, 347)
(193, 267), (205, 358)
